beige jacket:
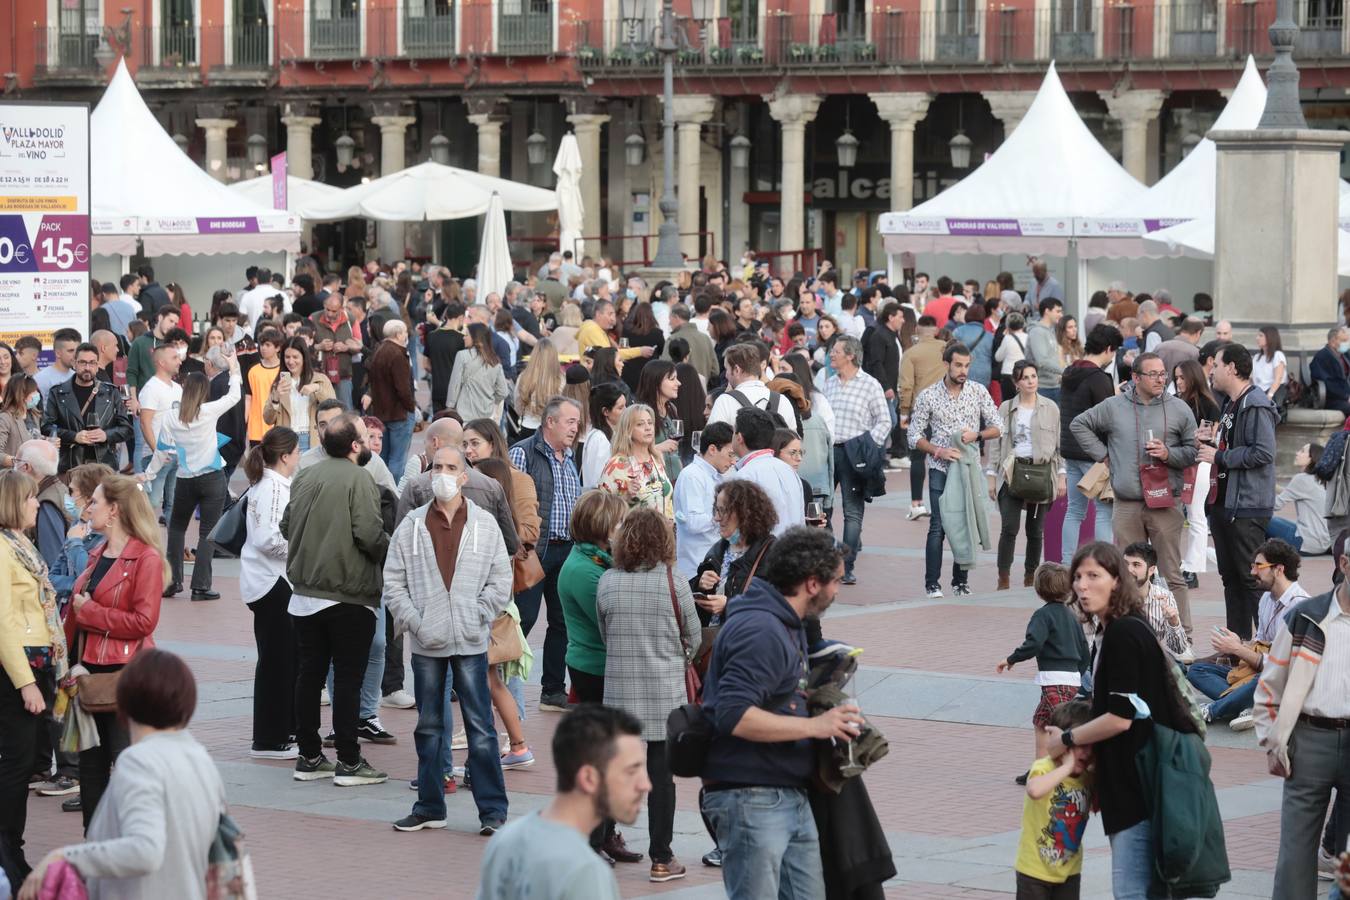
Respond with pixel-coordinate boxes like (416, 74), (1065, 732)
(986, 394), (1065, 489)
(263, 372), (336, 446)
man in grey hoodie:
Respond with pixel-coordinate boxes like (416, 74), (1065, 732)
(1070, 351), (1198, 631)
(384, 445), (514, 835)
(1025, 298), (1064, 402)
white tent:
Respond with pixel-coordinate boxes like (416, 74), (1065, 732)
(476, 193), (513, 295)
(1145, 181), (1350, 275)
(90, 60), (299, 256)
(305, 161), (558, 222)
(1074, 57), (1267, 257)
(553, 135), (584, 258)
(877, 62), (1145, 256)
(227, 175), (350, 222)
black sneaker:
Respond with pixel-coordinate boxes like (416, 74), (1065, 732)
(539, 692), (570, 712)
(357, 717), (398, 744)
(61, 795), (82, 813)
(334, 757), (388, 787)
(841, 572), (857, 586)
(701, 847), (722, 867)
(1183, 571), (1199, 590)
(322, 732), (336, 748)
(293, 754), (337, 781)
(393, 813), (446, 832)
(952, 583), (972, 597)
(479, 820), (505, 837)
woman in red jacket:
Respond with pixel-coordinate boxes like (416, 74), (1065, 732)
(64, 474), (167, 830)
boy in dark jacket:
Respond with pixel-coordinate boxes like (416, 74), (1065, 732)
(997, 563), (1090, 782)
(1057, 325), (1122, 559)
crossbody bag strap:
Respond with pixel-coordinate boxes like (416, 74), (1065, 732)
(744, 542), (771, 584)
(667, 565), (693, 661)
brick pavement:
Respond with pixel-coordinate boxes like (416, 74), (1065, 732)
(20, 461), (1308, 898)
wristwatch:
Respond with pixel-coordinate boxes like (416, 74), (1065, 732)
(1061, 728), (1076, 748)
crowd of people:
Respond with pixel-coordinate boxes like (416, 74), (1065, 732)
(0, 254), (1348, 899)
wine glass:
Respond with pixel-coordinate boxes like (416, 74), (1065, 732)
(691, 430), (702, 454)
(668, 418), (684, 439)
(805, 499), (824, 527)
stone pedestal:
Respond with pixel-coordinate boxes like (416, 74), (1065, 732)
(195, 117), (236, 182)
(1211, 127), (1350, 353)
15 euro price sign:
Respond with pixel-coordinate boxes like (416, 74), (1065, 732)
(0, 102), (90, 353)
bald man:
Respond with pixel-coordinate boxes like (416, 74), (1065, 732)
(90, 330), (120, 383)
(17, 439), (67, 566)
(1215, 320), (1233, 342)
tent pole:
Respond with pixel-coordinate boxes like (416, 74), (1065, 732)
(1070, 239), (1088, 325)
(120, 254), (131, 277)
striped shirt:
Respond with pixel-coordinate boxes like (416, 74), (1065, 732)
(1143, 579), (1191, 659)
(1301, 599), (1350, 718)
(823, 369), (890, 448)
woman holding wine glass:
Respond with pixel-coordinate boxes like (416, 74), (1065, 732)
(635, 361), (683, 481)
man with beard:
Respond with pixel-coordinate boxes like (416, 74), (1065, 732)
(478, 706), (647, 899)
(699, 527), (865, 899)
(283, 412), (391, 787)
(42, 342), (133, 474)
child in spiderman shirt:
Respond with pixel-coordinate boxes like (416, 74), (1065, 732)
(1015, 700), (1095, 898)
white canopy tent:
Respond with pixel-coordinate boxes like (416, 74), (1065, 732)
(877, 62), (1145, 257)
(90, 60), (299, 256)
(227, 175), (350, 222)
(305, 161), (558, 222)
(1074, 57), (1267, 258)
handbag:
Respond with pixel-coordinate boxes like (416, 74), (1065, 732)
(1135, 399), (1175, 509)
(205, 812), (258, 900)
(1003, 403), (1056, 504)
(1076, 459), (1114, 501)
(207, 488), (249, 558)
(667, 566), (701, 703)
(74, 631), (121, 715)
(511, 547), (544, 593)
(487, 613), (524, 665)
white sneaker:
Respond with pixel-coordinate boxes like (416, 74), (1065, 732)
(250, 744), (300, 760)
(925, 586), (944, 599)
(1319, 847), (1337, 880)
(452, 728), (468, 750)
(1229, 709), (1255, 732)
(897, 456), (911, 469)
(907, 506), (929, 521)
(320, 687), (330, 707)
(381, 690), (416, 709)
(886, 458), (905, 470)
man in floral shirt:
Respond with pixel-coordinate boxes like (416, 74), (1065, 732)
(909, 341), (1001, 598)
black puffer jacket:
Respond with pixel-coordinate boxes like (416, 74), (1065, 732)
(1059, 360), (1116, 461)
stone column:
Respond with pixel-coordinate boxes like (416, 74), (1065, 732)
(281, 108), (321, 181)
(869, 92), (933, 212)
(1100, 89), (1168, 183)
(468, 113), (503, 178)
(660, 95), (717, 261)
(982, 91), (1035, 138)
(565, 111), (611, 251)
(195, 116), (236, 181)
(371, 112), (416, 262)
(766, 94), (822, 273)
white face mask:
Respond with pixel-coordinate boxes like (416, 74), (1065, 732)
(176, 347), (188, 360)
(431, 473), (460, 502)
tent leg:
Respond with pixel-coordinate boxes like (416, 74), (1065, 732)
(285, 251), (296, 282)
(120, 254), (131, 276)
(1070, 240), (1088, 325)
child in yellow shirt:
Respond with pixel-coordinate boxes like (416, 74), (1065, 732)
(1015, 700), (1094, 898)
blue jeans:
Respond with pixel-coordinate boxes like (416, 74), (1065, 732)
(1267, 516), (1304, 551)
(296, 432), (310, 453)
(327, 600), (385, 720)
(141, 454), (176, 521)
(700, 787), (825, 900)
(1063, 457), (1113, 560)
(1108, 818), (1153, 899)
(334, 378), (352, 411)
(924, 468), (967, 590)
(131, 425), (146, 474)
(1185, 661), (1257, 720)
(381, 412), (415, 487)
(515, 540), (571, 697)
(833, 444), (867, 576)
(410, 652), (507, 825)
(1038, 387), (1060, 403)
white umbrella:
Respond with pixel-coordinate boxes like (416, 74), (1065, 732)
(476, 192), (514, 296)
(227, 175), (351, 221)
(553, 133), (584, 259)
(305, 161), (557, 222)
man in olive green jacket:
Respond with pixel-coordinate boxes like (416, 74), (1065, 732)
(282, 412), (392, 786)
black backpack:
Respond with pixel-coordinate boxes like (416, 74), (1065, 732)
(728, 388), (801, 435)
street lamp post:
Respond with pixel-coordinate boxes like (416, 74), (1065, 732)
(651, 0), (684, 269)
(1259, 0), (1306, 128)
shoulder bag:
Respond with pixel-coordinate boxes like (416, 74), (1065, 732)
(74, 630), (121, 714)
(487, 613), (524, 665)
(512, 547), (544, 593)
(1004, 404), (1055, 504)
(667, 566), (701, 703)
(207, 488), (250, 558)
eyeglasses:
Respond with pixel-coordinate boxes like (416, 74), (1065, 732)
(1138, 370), (1167, 380)
(782, 449), (804, 459)
(712, 505), (729, 519)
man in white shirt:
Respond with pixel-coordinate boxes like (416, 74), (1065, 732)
(137, 343), (184, 523)
(726, 407), (803, 535)
(117, 273), (143, 313)
(691, 290), (713, 335)
(238, 266), (286, 334)
(33, 329), (80, 403)
(673, 422), (735, 579)
(835, 293), (866, 340)
(708, 343), (799, 431)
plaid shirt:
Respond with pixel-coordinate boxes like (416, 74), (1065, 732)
(823, 369), (891, 447)
(509, 440), (581, 542)
(907, 378), (1001, 473)
(1143, 578), (1191, 659)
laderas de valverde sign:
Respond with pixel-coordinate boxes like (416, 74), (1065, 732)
(0, 101), (91, 358)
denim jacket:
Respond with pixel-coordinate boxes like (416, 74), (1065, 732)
(50, 530), (104, 606)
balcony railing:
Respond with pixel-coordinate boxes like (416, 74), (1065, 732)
(140, 24), (199, 68)
(404, 4), (455, 56)
(33, 27), (101, 74)
(310, 5), (362, 57)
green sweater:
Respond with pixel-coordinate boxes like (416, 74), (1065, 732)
(281, 456), (389, 606)
(126, 333), (161, 393)
(557, 542), (610, 677)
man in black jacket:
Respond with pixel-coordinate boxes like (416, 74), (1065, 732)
(136, 265), (171, 316)
(42, 343), (134, 473)
(1058, 324), (1121, 559)
(862, 302), (902, 406)
(1310, 326), (1350, 415)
